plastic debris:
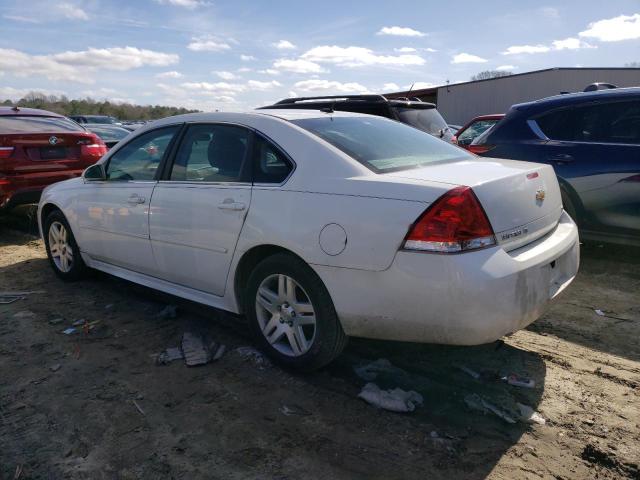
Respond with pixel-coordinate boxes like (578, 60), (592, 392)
(156, 347), (184, 365)
(0, 294), (23, 304)
(457, 365), (481, 380)
(72, 319), (86, 326)
(354, 358), (408, 381)
(50, 363), (62, 372)
(464, 393), (516, 424)
(132, 399), (145, 416)
(595, 309), (605, 316)
(48, 317), (64, 325)
(62, 327), (77, 335)
(12, 311), (35, 319)
(280, 404), (312, 416)
(212, 344), (226, 361)
(156, 305), (177, 319)
(235, 346), (271, 368)
(517, 403), (546, 425)
(358, 382), (424, 413)
(181, 332), (212, 366)
(504, 373), (535, 388)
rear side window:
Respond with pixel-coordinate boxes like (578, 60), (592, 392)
(0, 116), (85, 134)
(292, 116), (470, 173)
(253, 135), (293, 184)
(457, 119), (499, 145)
(536, 100), (640, 144)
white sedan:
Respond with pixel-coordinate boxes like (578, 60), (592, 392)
(38, 110), (579, 370)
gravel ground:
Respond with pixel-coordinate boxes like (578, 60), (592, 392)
(0, 216), (639, 479)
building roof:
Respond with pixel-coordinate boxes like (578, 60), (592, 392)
(385, 67), (640, 98)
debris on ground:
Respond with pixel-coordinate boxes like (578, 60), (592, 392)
(49, 364), (61, 372)
(358, 382), (423, 413)
(157, 333), (226, 367)
(457, 365), (481, 380)
(504, 374), (535, 388)
(464, 393), (517, 424)
(235, 346), (271, 368)
(0, 294), (23, 304)
(62, 327), (77, 335)
(595, 309), (605, 316)
(353, 358), (408, 381)
(132, 399), (145, 416)
(12, 310), (35, 319)
(156, 305), (178, 319)
(517, 403), (546, 425)
(156, 347), (184, 365)
(48, 317), (64, 325)
(280, 404), (312, 416)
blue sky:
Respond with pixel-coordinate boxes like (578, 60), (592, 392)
(1, 0), (639, 111)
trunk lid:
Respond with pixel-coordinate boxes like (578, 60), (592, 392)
(385, 158), (563, 250)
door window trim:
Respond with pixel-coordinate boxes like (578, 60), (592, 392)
(251, 132), (297, 187)
(160, 121), (255, 185)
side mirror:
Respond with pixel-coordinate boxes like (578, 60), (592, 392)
(84, 164), (106, 181)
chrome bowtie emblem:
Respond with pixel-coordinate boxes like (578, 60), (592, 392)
(49, 136), (59, 145)
(535, 189), (546, 202)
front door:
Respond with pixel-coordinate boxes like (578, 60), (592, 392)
(75, 125), (181, 275)
(149, 123), (253, 296)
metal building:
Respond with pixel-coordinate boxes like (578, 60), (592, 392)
(386, 67), (640, 125)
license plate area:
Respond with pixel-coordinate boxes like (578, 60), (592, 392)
(39, 146), (66, 160)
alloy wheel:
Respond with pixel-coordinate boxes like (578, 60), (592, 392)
(48, 221), (74, 273)
(255, 274), (317, 357)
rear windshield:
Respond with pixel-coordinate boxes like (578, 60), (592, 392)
(0, 116), (85, 134)
(291, 116), (471, 173)
(88, 126), (130, 142)
(392, 106), (452, 140)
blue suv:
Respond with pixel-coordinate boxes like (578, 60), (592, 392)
(471, 87), (640, 246)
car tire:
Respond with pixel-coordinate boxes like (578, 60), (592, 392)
(43, 210), (87, 281)
(561, 189), (578, 225)
(245, 253), (347, 371)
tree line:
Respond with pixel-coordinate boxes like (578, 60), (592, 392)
(1, 92), (198, 121)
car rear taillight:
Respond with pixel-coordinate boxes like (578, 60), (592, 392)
(80, 136), (108, 158)
(468, 144), (495, 155)
(403, 186), (496, 253)
(0, 147), (14, 159)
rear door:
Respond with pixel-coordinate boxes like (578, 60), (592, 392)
(74, 125), (181, 274)
(536, 99), (640, 237)
(149, 123), (255, 296)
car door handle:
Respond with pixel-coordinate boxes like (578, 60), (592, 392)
(218, 200), (246, 211)
(548, 154), (574, 164)
(127, 194), (146, 205)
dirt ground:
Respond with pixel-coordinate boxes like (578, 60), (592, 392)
(1, 212), (639, 479)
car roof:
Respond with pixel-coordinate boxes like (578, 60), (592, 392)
(0, 106), (64, 117)
(256, 108), (371, 121)
(514, 86), (640, 112)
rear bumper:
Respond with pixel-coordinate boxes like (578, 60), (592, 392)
(0, 169), (85, 210)
(314, 210), (579, 345)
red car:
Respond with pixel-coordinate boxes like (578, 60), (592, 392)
(0, 106), (107, 210)
(452, 114), (504, 150)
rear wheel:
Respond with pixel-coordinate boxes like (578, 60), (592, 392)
(245, 253), (347, 371)
(44, 210), (87, 281)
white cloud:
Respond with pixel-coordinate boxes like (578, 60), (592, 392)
(53, 47), (178, 70)
(451, 53), (488, 64)
(0, 86), (67, 100)
(579, 14), (640, 42)
(552, 37), (596, 50)
(502, 44), (550, 55)
(214, 70), (238, 80)
(2, 14), (40, 23)
(240, 54), (256, 61)
(377, 26), (426, 37)
(81, 87), (118, 97)
(394, 47), (416, 53)
(0, 46), (177, 84)
(273, 40), (296, 50)
(258, 69), (280, 75)
(156, 70), (184, 79)
(407, 82), (436, 90)
(424, 47), (438, 53)
(237, 67), (252, 72)
(273, 58), (326, 73)
(188, 36), (231, 52)
(181, 81), (246, 95)
(247, 80), (282, 90)
(155, 0), (208, 8)
(540, 7), (560, 19)
(293, 79), (370, 94)
(496, 65), (516, 71)
(382, 82), (399, 91)
(56, 3), (89, 20)
(301, 45), (425, 67)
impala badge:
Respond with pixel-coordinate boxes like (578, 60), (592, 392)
(49, 136), (59, 145)
(535, 189), (546, 202)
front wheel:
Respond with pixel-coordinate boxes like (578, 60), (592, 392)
(44, 210), (87, 281)
(245, 253), (347, 371)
